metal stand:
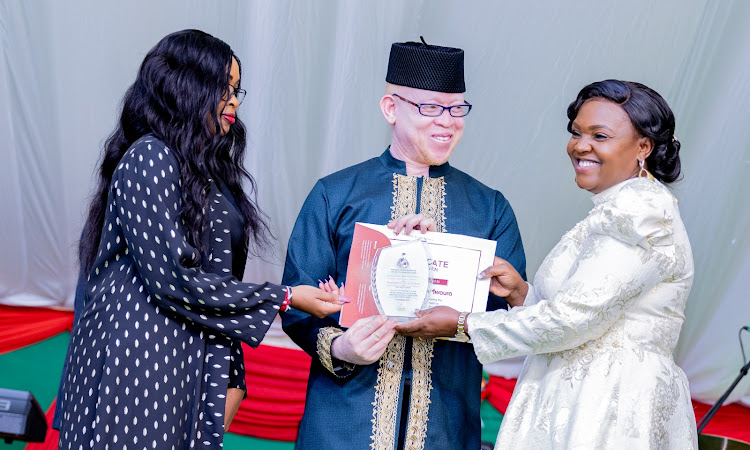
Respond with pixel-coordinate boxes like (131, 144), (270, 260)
(697, 359), (750, 434)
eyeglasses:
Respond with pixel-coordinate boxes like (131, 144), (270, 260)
(226, 85), (246, 105)
(392, 93), (472, 117)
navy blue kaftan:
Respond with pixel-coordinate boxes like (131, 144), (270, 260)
(282, 149), (526, 450)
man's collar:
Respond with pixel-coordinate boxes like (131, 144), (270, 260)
(379, 146), (450, 177)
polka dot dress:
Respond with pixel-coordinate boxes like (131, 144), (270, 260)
(57, 135), (286, 449)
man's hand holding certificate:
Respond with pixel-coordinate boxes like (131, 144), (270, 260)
(339, 222), (497, 328)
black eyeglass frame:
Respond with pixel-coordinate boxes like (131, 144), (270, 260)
(227, 85), (247, 105)
(392, 93), (472, 117)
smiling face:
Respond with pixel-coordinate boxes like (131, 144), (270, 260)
(216, 57), (240, 135)
(382, 85), (465, 169)
(567, 99), (652, 194)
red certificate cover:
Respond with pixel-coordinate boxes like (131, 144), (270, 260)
(339, 223), (496, 328)
(339, 223), (391, 327)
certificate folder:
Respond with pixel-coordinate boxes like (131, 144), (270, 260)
(340, 223), (496, 328)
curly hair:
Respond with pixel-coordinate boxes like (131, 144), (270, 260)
(80, 29), (270, 272)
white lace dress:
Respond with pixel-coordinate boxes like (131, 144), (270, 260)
(468, 178), (698, 449)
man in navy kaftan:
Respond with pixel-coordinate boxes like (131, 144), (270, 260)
(282, 40), (526, 450)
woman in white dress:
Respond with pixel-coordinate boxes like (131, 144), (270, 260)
(396, 79), (698, 449)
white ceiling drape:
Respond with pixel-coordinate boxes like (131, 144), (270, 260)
(1, 0), (748, 405)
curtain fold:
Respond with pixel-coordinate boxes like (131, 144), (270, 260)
(229, 343), (311, 441)
(1, 0), (748, 410)
(0, 305), (73, 355)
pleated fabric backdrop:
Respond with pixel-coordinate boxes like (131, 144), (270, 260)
(2, 1), (750, 448)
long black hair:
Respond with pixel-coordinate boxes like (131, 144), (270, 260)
(566, 79), (681, 183)
(80, 29), (270, 273)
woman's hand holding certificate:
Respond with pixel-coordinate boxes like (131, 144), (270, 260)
(395, 306), (462, 339)
(396, 256), (526, 339)
(339, 218), (498, 330)
(479, 256), (528, 307)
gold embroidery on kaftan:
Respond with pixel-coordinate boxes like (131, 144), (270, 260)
(391, 175), (417, 220)
(390, 174), (446, 233)
(316, 327), (344, 375)
(419, 177), (446, 232)
(403, 338), (435, 449)
(370, 336), (406, 449)
(369, 173), (446, 447)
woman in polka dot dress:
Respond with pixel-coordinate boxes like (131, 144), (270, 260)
(56, 30), (344, 449)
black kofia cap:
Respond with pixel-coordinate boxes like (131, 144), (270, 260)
(386, 37), (465, 93)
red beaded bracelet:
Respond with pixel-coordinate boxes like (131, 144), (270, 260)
(280, 286), (292, 312)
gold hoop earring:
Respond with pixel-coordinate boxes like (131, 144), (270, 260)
(638, 159), (655, 181)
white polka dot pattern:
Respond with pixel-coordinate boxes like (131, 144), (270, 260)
(57, 135), (284, 449)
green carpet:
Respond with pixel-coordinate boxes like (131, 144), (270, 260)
(481, 399), (503, 443)
(223, 433), (294, 449)
(0, 333), (69, 449)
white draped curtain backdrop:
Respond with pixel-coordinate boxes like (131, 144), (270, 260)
(1, 0), (748, 405)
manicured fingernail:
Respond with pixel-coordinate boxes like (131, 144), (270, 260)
(328, 275), (334, 281)
(338, 296), (351, 303)
(478, 270), (486, 278)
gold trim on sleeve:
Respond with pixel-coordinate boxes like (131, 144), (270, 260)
(316, 327), (345, 375)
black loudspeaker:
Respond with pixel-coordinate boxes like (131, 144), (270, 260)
(0, 388), (47, 444)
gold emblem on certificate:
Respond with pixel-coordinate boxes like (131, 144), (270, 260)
(371, 240), (431, 322)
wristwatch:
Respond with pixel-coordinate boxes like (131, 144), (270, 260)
(455, 311), (470, 342)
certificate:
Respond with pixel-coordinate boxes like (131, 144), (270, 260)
(339, 223), (497, 327)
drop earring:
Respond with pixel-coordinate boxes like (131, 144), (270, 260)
(638, 159), (655, 181)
